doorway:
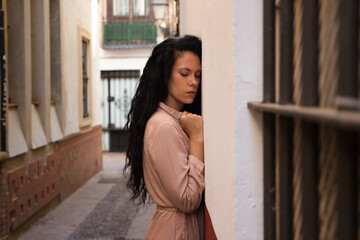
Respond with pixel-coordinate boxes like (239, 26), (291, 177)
(100, 70), (140, 152)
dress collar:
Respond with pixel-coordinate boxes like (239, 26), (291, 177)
(159, 102), (182, 122)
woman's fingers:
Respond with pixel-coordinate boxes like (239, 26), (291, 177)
(180, 112), (203, 139)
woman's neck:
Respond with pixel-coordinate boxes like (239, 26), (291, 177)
(163, 97), (183, 111)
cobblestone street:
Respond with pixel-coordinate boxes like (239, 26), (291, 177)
(18, 153), (155, 240)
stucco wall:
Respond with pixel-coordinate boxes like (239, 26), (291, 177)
(233, 1), (263, 239)
(179, 0), (203, 36)
(91, 0), (101, 128)
(182, 0), (264, 239)
(60, 0), (100, 136)
(99, 48), (152, 74)
(100, 58), (149, 73)
(183, 0), (237, 239)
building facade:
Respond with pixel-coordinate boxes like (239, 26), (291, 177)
(0, 0), (102, 238)
(99, 0), (178, 152)
(181, 0), (359, 239)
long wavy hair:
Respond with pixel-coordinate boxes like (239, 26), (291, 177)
(124, 35), (202, 205)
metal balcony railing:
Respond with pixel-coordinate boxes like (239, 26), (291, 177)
(103, 23), (156, 42)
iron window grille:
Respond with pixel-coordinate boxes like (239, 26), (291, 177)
(82, 39), (89, 119)
(100, 70), (140, 152)
(248, 0), (359, 239)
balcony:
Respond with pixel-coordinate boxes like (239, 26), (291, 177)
(103, 23), (156, 49)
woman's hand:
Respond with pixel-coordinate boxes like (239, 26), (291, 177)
(180, 111), (203, 141)
(181, 111), (204, 162)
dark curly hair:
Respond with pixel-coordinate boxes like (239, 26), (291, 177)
(123, 35), (202, 205)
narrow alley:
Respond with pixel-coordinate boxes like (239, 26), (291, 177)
(1, 0), (360, 239)
(17, 153), (155, 240)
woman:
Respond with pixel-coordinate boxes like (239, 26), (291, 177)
(124, 35), (204, 239)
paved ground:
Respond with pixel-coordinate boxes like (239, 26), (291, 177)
(18, 152), (155, 240)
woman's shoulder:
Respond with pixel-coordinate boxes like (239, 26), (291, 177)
(148, 109), (178, 130)
(145, 109), (181, 140)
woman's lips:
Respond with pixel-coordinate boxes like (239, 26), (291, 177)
(186, 91), (196, 95)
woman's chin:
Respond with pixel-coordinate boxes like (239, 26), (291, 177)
(183, 96), (196, 104)
(183, 99), (195, 105)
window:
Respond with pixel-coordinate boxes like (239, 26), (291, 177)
(249, 0), (359, 239)
(107, 0), (153, 23)
(78, 28), (92, 128)
(82, 40), (89, 118)
(133, 0), (149, 16)
(113, 0), (129, 16)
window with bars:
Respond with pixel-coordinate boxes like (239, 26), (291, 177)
(79, 28), (92, 128)
(248, 0), (359, 239)
(82, 39), (89, 119)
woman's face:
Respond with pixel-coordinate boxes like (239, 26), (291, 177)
(164, 51), (201, 111)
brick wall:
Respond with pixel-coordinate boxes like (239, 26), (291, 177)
(5, 126), (102, 233)
(58, 126), (102, 201)
(6, 154), (61, 230)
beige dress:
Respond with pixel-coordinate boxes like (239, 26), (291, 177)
(143, 102), (205, 240)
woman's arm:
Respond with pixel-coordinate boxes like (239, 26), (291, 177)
(149, 122), (204, 213)
(189, 136), (204, 162)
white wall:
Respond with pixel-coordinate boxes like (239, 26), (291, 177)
(233, 1), (263, 239)
(99, 48), (152, 74)
(182, 0), (264, 239)
(183, 0), (237, 239)
(99, 48), (152, 59)
(91, 0), (101, 127)
(179, 0), (203, 36)
(60, 0), (79, 136)
(60, 0), (100, 136)
(100, 58), (149, 73)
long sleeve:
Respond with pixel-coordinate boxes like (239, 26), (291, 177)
(148, 122), (205, 213)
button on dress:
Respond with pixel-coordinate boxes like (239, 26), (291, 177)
(143, 102), (205, 240)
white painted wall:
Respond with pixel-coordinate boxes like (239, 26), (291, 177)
(182, 0), (264, 239)
(233, 1), (263, 239)
(179, 0), (203, 36)
(100, 48), (152, 58)
(92, 0), (101, 127)
(99, 48), (152, 74)
(100, 57), (149, 73)
(183, 0), (237, 239)
(60, 0), (100, 136)
(60, 0), (80, 136)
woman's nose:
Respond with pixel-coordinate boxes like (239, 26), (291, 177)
(189, 76), (199, 86)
